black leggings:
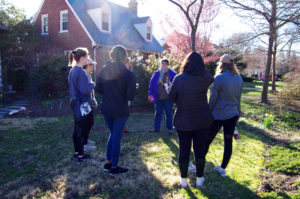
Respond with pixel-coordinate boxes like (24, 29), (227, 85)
(177, 128), (209, 178)
(205, 116), (239, 169)
(72, 110), (94, 155)
(84, 111), (94, 145)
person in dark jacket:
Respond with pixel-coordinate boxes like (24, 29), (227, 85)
(205, 54), (243, 177)
(68, 47), (94, 163)
(148, 59), (176, 134)
(169, 52), (214, 188)
(95, 45), (136, 176)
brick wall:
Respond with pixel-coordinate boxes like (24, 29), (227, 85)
(34, 0), (93, 58)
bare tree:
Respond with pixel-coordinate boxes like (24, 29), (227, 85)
(168, 0), (211, 51)
(221, 0), (300, 103)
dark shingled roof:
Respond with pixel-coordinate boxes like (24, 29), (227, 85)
(67, 0), (163, 53)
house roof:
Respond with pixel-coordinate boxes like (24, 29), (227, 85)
(67, 0), (163, 53)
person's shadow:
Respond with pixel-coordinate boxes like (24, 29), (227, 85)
(161, 134), (260, 199)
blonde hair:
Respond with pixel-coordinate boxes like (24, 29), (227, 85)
(215, 62), (240, 77)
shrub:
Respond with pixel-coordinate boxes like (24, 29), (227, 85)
(35, 55), (70, 98)
(241, 74), (255, 82)
(275, 72), (300, 107)
(266, 145), (300, 175)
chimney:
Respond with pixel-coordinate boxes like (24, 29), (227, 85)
(128, 0), (138, 15)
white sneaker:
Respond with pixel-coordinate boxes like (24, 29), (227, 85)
(84, 144), (96, 152)
(214, 166), (227, 177)
(196, 177), (205, 187)
(87, 139), (96, 145)
(188, 161), (196, 173)
(180, 177), (188, 188)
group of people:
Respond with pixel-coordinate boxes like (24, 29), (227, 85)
(68, 45), (243, 185)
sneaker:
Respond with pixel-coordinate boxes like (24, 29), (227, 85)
(87, 139), (96, 145)
(109, 166), (129, 176)
(73, 153), (79, 161)
(76, 154), (90, 163)
(84, 144), (97, 152)
(214, 166), (227, 177)
(103, 163), (112, 172)
(196, 177), (205, 188)
(188, 161), (196, 173)
(180, 177), (188, 188)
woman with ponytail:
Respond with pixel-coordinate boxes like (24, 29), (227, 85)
(68, 47), (94, 163)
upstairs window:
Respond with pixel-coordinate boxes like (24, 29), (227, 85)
(41, 14), (48, 35)
(101, 10), (110, 32)
(146, 25), (152, 41)
(60, 10), (68, 32)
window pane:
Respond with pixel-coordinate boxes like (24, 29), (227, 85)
(44, 17), (48, 33)
(102, 12), (109, 22)
(102, 22), (109, 31)
(63, 13), (68, 22)
(147, 33), (151, 40)
(63, 22), (68, 30)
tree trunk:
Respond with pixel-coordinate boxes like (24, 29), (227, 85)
(271, 35), (277, 91)
(191, 29), (196, 51)
(261, 0), (276, 103)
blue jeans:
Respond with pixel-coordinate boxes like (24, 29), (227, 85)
(154, 99), (173, 131)
(103, 115), (128, 167)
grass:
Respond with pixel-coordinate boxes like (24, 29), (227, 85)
(0, 81), (299, 199)
(0, 114), (262, 199)
(243, 81), (284, 89)
(0, 112), (298, 199)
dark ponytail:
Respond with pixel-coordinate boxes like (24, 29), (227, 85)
(68, 47), (89, 66)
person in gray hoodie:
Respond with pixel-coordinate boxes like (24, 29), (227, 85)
(205, 54), (243, 177)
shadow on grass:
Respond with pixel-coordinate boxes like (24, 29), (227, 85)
(237, 120), (296, 148)
(0, 114), (173, 198)
(162, 135), (260, 199)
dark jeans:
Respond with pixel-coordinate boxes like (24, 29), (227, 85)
(103, 115), (128, 167)
(72, 111), (93, 155)
(205, 115), (239, 169)
(177, 128), (209, 178)
(154, 99), (173, 131)
(84, 110), (94, 145)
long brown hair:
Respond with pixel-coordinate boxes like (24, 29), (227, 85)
(215, 62), (240, 76)
(68, 47), (89, 66)
(180, 52), (206, 76)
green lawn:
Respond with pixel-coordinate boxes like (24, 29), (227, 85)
(0, 82), (299, 198)
(243, 81), (284, 89)
(0, 110), (299, 198)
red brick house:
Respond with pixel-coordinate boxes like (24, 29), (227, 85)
(33, 0), (163, 73)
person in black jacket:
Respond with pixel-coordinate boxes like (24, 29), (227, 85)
(95, 45), (136, 176)
(169, 52), (214, 188)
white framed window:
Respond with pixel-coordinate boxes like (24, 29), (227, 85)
(146, 24), (152, 41)
(87, 3), (111, 34)
(60, 10), (68, 33)
(101, 7), (111, 33)
(102, 11), (109, 32)
(41, 14), (48, 35)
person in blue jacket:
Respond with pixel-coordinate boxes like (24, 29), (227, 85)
(148, 59), (176, 134)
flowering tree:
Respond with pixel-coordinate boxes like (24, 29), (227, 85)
(163, 0), (219, 63)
